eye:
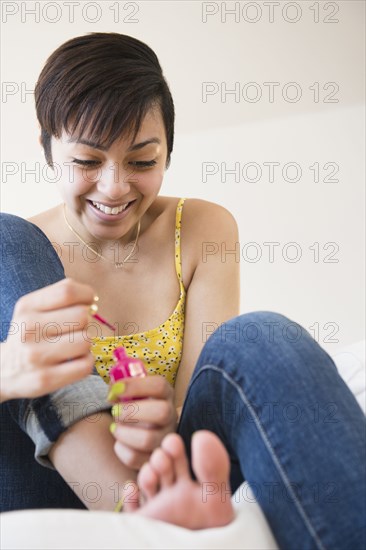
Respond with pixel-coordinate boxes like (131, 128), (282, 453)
(71, 159), (157, 168)
(129, 160), (157, 168)
(71, 159), (100, 166)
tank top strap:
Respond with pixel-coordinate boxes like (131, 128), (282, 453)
(174, 197), (187, 293)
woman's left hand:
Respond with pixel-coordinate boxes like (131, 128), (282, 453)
(108, 375), (178, 470)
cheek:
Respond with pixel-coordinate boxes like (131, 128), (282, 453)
(66, 168), (98, 195)
(135, 170), (164, 193)
(78, 172), (99, 193)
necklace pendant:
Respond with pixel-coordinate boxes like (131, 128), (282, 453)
(63, 203), (141, 270)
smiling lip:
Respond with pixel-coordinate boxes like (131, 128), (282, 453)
(87, 199), (136, 221)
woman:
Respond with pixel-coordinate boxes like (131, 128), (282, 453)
(1, 32), (364, 548)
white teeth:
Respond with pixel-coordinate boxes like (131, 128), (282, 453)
(92, 201), (130, 215)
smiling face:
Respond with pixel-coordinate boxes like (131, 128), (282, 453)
(50, 106), (168, 245)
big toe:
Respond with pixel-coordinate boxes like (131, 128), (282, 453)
(191, 430), (230, 485)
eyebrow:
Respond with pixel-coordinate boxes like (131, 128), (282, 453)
(66, 137), (161, 152)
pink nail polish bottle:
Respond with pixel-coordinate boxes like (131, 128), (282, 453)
(109, 346), (147, 382)
(109, 347), (147, 402)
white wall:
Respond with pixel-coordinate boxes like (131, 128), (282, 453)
(1, 1), (365, 352)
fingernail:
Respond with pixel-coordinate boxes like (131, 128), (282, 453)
(107, 381), (126, 401)
(111, 403), (123, 417)
(109, 422), (117, 434)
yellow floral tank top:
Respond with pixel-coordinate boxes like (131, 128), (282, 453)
(91, 198), (187, 387)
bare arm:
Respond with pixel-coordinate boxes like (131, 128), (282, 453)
(49, 412), (137, 510)
(174, 200), (240, 409)
(49, 373), (177, 507)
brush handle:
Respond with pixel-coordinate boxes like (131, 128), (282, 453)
(92, 312), (116, 331)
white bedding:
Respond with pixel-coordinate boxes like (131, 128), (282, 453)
(1, 341), (365, 550)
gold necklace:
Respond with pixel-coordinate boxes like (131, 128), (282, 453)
(63, 203), (140, 269)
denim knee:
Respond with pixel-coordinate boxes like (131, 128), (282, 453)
(1, 212), (60, 264)
(1, 212), (65, 341)
(205, 311), (305, 349)
(196, 310), (334, 382)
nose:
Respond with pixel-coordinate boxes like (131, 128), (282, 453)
(97, 162), (135, 200)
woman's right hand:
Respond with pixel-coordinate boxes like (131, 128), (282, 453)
(0, 278), (96, 403)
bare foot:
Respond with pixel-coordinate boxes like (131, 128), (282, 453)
(122, 430), (235, 530)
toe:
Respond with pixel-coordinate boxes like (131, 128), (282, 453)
(161, 433), (190, 480)
(138, 461), (159, 500)
(191, 430), (230, 484)
(150, 447), (175, 488)
(121, 480), (140, 513)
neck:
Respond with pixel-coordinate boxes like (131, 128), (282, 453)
(62, 204), (141, 261)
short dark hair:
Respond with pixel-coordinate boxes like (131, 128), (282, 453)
(35, 32), (175, 168)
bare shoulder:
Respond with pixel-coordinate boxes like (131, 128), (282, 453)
(155, 196), (238, 288)
(177, 198), (239, 277)
(27, 204), (62, 229)
(162, 196), (239, 250)
(181, 198), (239, 240)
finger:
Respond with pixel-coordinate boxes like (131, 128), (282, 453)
(30, 331), (92, 366)
(52, 352), (95, 381)
(114, 441), (151, 471)
(16, 278), (96, 314)
(17, 306), (93, 341)
(109, 375), (174, 402)
(20, 353), (95, 398)
(112, 423), (165, 452)
(39, 304), (93, 333)
(112, 399), (175, 428)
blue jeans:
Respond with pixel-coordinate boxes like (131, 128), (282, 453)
(1, 213), (87, 510)
(1, 213), (365, 549)
(177, 316), (366, 549)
